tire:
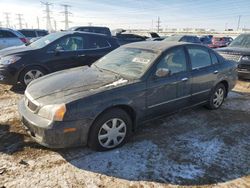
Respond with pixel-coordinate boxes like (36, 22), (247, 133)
(88, 108), (132, 151)
(19, 66), (46, 87)
(206, 83), (226, 110)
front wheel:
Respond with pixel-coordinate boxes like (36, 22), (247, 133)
(19, 67), (46, 87)
(206, 83), (226, 110)
(88, 108), (132, 151)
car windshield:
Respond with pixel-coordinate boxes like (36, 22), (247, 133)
(95, 47), (158, 79)
(29, 32), (65, 48)
(164, 35), (182, 42)
(229, 34), (250, 48)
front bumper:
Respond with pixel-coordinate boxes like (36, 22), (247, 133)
(0, 65), (18, 85)
(18, 98), (93, 148)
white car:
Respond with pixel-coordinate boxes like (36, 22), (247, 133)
(0, 28), (28, 50)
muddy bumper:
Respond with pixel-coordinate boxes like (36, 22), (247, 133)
(18, 99), (92, 148)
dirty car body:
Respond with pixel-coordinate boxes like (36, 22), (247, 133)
(18, 42), (237, 149)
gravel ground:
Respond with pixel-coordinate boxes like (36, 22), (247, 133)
(0, 81), (250, 188)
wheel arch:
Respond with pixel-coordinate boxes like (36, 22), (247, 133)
(218, 80), (229, 97)
(18, 64), (50, 82)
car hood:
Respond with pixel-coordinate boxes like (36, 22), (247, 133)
(26, 66), (129, 104)
(0, 45), (35, 57)
(216, 46), (250, 55)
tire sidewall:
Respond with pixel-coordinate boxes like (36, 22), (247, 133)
(208, 83), (226, 110)
(88, 108), (132, 151)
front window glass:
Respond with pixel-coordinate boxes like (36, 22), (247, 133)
(29, 32), (65, 48)
(49, 36), (84, 51)
(157, 47), (187, 74)
(229, 34), (250, 48)
(95, 47), (158, 79)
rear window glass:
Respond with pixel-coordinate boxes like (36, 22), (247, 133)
(19, 30), (37, 37)
(0, 30), (17, 38)
(86, 37), (110, 49)
(37, 31), (48, 37)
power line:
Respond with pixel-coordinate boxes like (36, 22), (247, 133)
(4, 12), (11, 28)
(41, 1), (53, 32)
(16, 14), (24, 29)
(61, 4), (72, 30)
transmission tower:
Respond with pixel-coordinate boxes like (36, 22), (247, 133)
(16, 14), (24, 29)
(41, 1), (53, 32)
(37, 16), (40, 29)
(156, 16), (161, 33)
(61, 4), (72, 30)
(4, 13), (11, 28)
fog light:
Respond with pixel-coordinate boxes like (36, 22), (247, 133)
(0, 75), (5, 81)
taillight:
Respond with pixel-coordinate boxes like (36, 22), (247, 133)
(19, 38), (29, 44)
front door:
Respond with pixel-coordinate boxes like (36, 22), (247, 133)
(45, 35), (85, 72)
(146, 47), (191, 119)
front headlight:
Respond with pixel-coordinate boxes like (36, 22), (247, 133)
(38, 104), (66, 121)
(0, 56), (21, 65)
(241, 56), (250, 62)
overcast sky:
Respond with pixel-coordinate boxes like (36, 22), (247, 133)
(0, 0), (250, 31)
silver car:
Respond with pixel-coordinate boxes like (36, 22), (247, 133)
(0, 28), (28, 50)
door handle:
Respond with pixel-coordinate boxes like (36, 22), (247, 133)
(214, 70), (219, 74)
(78, 54), (86, 57)
(181, 77), (188, 81)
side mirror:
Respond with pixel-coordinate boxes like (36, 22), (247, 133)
(155, 68), (171, 78)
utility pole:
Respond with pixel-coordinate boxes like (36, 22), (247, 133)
(61, 4), (72, 30)
(41, 1), (53, 32)
(237, 15), (241, 31)
(16, 14), (24, 29)
(54, 20), (57, 31)
(4, 12), (11, 28)
(37, 16), (40, 29)
(156, 16), (161, 33)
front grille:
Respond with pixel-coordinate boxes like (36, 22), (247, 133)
(25, 92), (39, 112)
(238, 64), (250, 70)
(27, 98), (38, 111)
(219, 53), (242, 62)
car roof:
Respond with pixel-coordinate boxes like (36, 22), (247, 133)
(57, 30), (111, 38)
(18, 29), (48, 31)
(123, 41), (200, 52)
(69, 26), (110, 30)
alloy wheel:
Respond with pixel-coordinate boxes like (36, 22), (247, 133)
(213, 88), (224, 108)
(24, 70), (44, 85)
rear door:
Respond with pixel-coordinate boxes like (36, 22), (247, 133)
(186, 45), (218, 103)
(146, 46), (191, 119)
(76, 35), (114, 66)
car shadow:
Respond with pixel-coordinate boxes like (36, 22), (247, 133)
(59, 106), (250, 186)
(9, 84), (25, 94)
(0, 122), (48, 154)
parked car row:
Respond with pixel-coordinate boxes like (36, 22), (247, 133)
(0, 26), (246, 152)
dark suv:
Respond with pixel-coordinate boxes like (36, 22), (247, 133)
(217, 34), (250, 79)
(0, 31), (119, 86)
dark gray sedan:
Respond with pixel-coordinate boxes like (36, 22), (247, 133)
(18, 42), (237, 151)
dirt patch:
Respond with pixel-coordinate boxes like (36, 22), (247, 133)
(0, 82), (250, 188)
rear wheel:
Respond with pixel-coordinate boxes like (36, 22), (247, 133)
(206, 83), (226, 110)
(88, 108), (132, 151)
(19, 66), (46, 87)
